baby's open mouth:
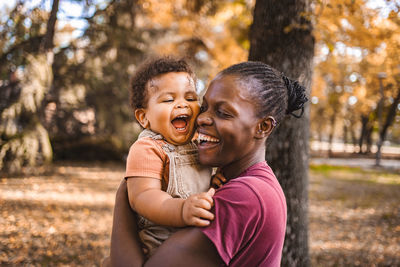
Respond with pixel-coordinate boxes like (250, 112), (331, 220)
(171, 115), (189, 131)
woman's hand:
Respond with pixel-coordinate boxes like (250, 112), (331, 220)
(182, 188), (215, 226)
(211, 172), (227, 189)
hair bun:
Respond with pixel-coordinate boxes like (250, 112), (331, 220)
(282, 75), (308, 118)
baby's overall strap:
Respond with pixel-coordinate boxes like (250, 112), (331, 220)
(138, 129), (164, 140)
(139, 129), (177, 153)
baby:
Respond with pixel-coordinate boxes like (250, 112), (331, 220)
(125, 57), (218, 257)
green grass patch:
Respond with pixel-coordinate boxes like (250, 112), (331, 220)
(310, 164), (363, 174)
(309, 164), (400, 185)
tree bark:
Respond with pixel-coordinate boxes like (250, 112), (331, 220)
(249, 0), (314, 266)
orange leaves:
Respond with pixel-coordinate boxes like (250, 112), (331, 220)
(135, 0), (250, 79)
(311, 0), (400, 142)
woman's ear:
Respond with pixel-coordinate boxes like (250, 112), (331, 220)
(135, 108), (149, 128)
(255, 116), (276, 139)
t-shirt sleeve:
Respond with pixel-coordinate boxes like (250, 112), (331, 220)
(200, 180), (262, 265)
(125, 137), (166, 179)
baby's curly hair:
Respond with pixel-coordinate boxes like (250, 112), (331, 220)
(129, 56), (196, 115)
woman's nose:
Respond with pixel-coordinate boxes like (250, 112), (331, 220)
(197, 112), (212, 126)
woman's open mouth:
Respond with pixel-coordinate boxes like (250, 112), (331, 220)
(171, 115), (190, 132)
(197, 133), (220, 146)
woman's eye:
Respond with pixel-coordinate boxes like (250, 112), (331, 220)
(217, 110), (232, 118)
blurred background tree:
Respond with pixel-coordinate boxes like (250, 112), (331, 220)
(249, 0), (314, 264)
(0, 0), (59, 172)
(312, 0), (400, 159)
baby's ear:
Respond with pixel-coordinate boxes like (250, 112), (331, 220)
(135, 108), (149, 128)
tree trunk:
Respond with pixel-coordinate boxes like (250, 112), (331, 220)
(358, 115), (369, 153)
(0, 55), (53, 173)
(328, 113), (336, 157)
(40, 0), (59, 52)
(348, 113), (358, 151)
(0, 1), (59, 173)
(376, 86), (400, 165)
(366, 125), (373, 153)
(249, 0), (314, 266)
(343, 124), (348, 153)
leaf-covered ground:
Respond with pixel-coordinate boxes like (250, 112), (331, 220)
(309, 165), (400, 266)
(0, 162), (399, 266)
(0, 162), (123, 266)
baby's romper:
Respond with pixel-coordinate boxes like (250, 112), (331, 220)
(132, 129), (211, 257)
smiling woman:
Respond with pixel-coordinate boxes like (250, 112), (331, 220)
(107, 61), (308, 267)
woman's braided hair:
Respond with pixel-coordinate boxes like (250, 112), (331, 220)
(219, 61), (308, 123)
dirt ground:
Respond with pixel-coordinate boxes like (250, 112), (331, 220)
(0, 161), (399, 266)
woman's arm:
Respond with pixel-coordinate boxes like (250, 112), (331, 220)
(144, 227), (223, 267)
(110, 180), (145, 267)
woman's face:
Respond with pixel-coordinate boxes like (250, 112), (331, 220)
(197, 74), (261, 175)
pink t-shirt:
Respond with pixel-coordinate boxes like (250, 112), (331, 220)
(201, 161), (287, 267)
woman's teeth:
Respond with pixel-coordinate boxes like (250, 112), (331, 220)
(198, 133), (220, 143)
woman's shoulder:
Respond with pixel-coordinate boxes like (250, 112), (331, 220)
(218, 175), (273, 200)
(239, 161), (276, 179)
(216, 167), (285, 211)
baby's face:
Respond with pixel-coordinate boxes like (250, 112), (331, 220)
(140, 72), (200, 145)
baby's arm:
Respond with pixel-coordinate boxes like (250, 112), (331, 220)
(127, 177), (214, 227)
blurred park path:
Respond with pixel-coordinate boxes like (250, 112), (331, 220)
(310, 140), (400, 170)
(310, 141), (400, 156)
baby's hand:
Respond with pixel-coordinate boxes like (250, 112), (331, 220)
(182, 188), (215, 227)
(211, 172), (227, 189)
